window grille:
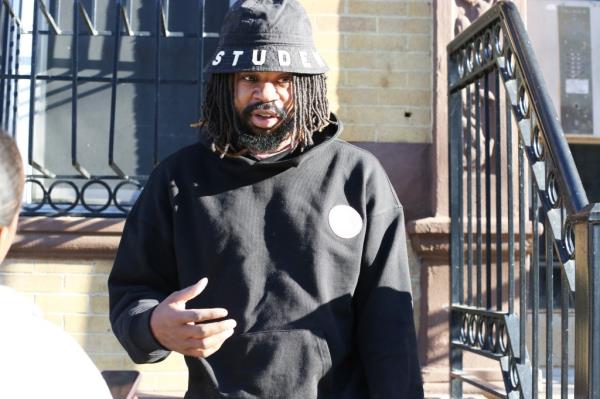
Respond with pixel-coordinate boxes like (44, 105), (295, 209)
(0, 0), (229, 217)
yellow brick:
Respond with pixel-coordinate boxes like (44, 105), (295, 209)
(302, 0), (343, 14)
(341, 16), (378, 32)
(138, 389), (187, 398)
(349, 2), (408, 16)
(74, 333), (124, 353)
(345, 34), (406, 51)
(315, 16), (338, 32)
(396, 108), (432, 125)
(89, 353), (130, 371)
(35, 261), (94, 274)
(2, 274), (63, 292)
(407, 1), (432, 18)
(0, 259), (35, 272)
(339, 106), (384, 125)
(337, 51), (380, 70)
(405, 71), (432, 89)
(344, 70), (406, 88)
(406, 34), (432, 52)
(317, 16), (377, 33)
(65, 314), (112, 334)
(375, 53), (432, 72)
(338, 105), (431, 125)
(36, 294), (90, 314)
(313, 32), (341, 51)
(19, 292), (36, 304)
(44, 314), (64, 329)
(378, 89), (432, 107)
(64, 274), (108, 294)
(91, 295), (110, 314)
(329, 100), (341, 111)
(93, 260), (114, 274)
(137, 371), (188, 392)
(328, 96), (340, 111)
(338, 123), (377, 142)
(329, 99), (340, 112)
(328, 85), (340, 100)
(375, 125), (432, 143)
(378, 18), (432, 34)
(325, 70), (342, 88)
(134, 354), (187, 372)
(0, 271), (25, 286)
(338, 88), (380, 105)
(318, 50), (339, 71)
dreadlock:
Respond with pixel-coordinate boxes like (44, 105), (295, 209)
(198, 73), (331, 157)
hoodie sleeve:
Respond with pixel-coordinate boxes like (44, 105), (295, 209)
(108, 167), (179, 364)
(354, 171), (424, 398)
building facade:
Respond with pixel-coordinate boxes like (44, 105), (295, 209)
(10, 0), (598, 396)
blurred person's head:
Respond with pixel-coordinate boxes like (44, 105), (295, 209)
(0, 132), (23, 263)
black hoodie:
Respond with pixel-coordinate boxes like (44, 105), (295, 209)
(108, 116), (423, 398)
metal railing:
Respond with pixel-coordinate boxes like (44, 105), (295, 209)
(448, 1), (600, 398)
(0, 0), (226, 217)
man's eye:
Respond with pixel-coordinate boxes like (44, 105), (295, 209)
(242, 75), (256, 82)
(279, 77), (292, 84)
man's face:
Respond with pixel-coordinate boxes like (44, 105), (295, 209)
(233, 71), (295, 152)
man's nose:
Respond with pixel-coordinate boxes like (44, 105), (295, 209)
(254, 82), (278, 102)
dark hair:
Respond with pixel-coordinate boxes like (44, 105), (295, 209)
(200, 73), (330, 156)
(0, 132), (24, 227)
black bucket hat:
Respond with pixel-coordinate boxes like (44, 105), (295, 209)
(205, 0), (328, 74)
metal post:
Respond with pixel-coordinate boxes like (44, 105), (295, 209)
(196, 0), (205, 121)
(0, 7), (11, 128)
(449, 59), (463, 399)
(574, 203), (600, 399)
(108, 0), (126, 178)
(154, 0), (162, 165)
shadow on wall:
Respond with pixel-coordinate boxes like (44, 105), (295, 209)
(328, 1), (433, 222)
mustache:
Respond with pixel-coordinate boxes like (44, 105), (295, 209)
(241, 102), (287, 120)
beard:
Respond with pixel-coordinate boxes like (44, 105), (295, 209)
(235, 102), (294, 153)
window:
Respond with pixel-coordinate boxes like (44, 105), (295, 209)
(0, 0), (230, 217)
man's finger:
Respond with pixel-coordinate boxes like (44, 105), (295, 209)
(193, 328), (236, 350)
(184, 319), (237, 339)
(168, 278), (208, 304)
(177, 308), (229, 324)
(183, 329), (235, 357)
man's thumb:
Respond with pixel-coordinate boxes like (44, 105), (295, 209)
(170, 278), (208, 303)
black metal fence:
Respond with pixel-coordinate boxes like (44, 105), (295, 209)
(0, 0), (228, 217)
(448, 1), (600, 398)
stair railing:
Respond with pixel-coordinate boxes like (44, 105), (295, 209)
(448, 1), (600, 397)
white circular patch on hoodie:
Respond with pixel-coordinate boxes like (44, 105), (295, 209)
(328, 205), (363, 239)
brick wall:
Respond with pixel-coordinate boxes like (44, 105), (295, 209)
(305, 0), (433, 144)
(0, 258), (188, 396)
(1, 1), (433, 396)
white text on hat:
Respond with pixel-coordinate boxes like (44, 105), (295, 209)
(210, 49), (325, 70)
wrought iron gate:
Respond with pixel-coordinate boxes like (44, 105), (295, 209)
(449, 1), (600, 398)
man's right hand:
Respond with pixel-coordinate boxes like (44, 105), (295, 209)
(150, 278), (236, 358)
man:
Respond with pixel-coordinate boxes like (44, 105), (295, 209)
(0, 132), (111, 399)
(109, 0), (423, 398)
